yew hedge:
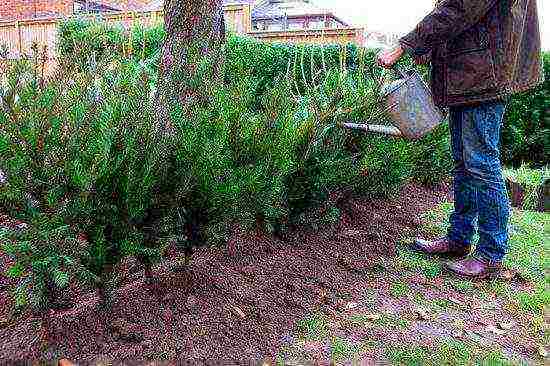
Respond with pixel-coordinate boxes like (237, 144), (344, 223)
(57, 18), (549, 167)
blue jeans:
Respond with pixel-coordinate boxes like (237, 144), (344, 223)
(447, 100), (510, 263)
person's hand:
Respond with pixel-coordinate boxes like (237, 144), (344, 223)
(413, 52), (431, 65)
(377, 45), (404, 69)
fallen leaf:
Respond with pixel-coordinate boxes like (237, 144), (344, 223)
(473, 282), (484, 289)
(432, 278), (444, 287)
(499, 269), (529, 283)
(364, 313), (381, 321)
(414, 307), (431, 320)
(498, 321), (514, 330)
(58, 360), (75, 366)
(469, 299), (482, 310)
(452, 329), (464, 338)
(0, 317), (9, 328)
(109, 319), (144, 343)
(486, 325), (506, 336)
(231, 305), (246, 318)
(449, 297), (466, 307)
(453, 319), (465, 329)
(500, 269), (517, 281)
(481, 301), (498, 310)
(538, 345), (548, 359)
(319, 289), (335, 305)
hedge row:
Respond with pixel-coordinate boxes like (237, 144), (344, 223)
(0, 17), (545, 315)
(501, 52), (549, 167)
(1, 40), (451, 313)
(57, 19), (407, 98)
(57, 18), (549, 167)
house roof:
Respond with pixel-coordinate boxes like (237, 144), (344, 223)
(223, 0), (257, 4)
(87, 0), (156, 12)
(76, 1), (120, 12)
(146, 0), (257, 11)
(95, 0), (348, 26)
(250, 0), (347, 25)
(140, 0), (257, 12)
(138, 1), (347, 25)
(142, 0), (163, 11)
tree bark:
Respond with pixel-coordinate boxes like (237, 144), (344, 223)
(155, 0), (226, 131)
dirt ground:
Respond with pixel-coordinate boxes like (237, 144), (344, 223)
(0, 183), (449, 362)
(4, 182), (540, 364)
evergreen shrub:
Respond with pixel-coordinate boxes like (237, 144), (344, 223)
(502, 52), (549, 167)
(1, 41), (420, 313)
(0, 54), (173, 309)
(57, 18), (548, 167)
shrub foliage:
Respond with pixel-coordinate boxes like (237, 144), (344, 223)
(57, 18), (549, 167)
(5, 15), (546, 316)
(10, 15), (549, 315)
(502, 52), (549, 167)
(1, 33), (448, 314)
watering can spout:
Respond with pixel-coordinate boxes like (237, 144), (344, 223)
(340, 67), (444, 139)
(342, 122), (403, 137)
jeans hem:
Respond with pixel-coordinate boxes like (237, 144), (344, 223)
(446, 233), (472, 247)
(473, 249), (504, 264)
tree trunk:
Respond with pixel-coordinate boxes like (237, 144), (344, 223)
(155, 0), (226, 131)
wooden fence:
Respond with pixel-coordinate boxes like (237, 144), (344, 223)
(224, 3), (252, 35)
(250, 27), (365, 45)
(0, 4), (364, 72)
(0, 10), (165, 60)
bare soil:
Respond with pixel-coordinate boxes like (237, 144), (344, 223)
(1, 183), (452, 362)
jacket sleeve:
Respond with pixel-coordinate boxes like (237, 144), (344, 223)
(399, 0), (499, 57)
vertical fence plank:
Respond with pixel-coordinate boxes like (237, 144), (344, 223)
(16, 21), (22, 56)
(0, 7), (364, 74)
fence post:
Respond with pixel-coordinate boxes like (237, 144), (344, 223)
(243, 4), (252, 33)
(16, 20), (22, 56)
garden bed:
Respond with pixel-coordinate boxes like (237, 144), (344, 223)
(0, 182), (450, 361)
(1, 17), (547, 363)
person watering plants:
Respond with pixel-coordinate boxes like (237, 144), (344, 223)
(377, 0), (543, 279)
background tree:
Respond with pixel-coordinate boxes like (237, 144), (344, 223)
(155, 0), (226, 131)
(151, 0), (226, 266)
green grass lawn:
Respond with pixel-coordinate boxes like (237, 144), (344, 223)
(421, 202), (549, 316)
(279, 202), (549, 365)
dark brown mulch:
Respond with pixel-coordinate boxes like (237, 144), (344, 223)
(0, 183), (450, 362)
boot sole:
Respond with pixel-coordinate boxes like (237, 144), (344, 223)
(443, 263), (501, 281)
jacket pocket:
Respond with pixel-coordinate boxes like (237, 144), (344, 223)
(446, 48), (498, 96)
(447, 18), (490, 54)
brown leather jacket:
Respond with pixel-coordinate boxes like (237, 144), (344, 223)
(400, 0), (544, 107)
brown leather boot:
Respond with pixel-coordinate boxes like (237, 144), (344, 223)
(413, 237), (471, 258)
(444, 256), (502, 280)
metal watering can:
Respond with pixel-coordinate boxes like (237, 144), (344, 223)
(343, 67), (445, 139)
